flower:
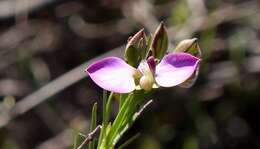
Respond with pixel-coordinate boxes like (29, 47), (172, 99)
(85, 52), (200, 93)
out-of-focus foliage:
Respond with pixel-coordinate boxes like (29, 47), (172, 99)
(0, 0), (260, 148)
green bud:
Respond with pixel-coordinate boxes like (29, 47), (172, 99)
(174, 38), (202, 58)
(125, 29), (145, 50)
(144, 35), (152, 58)
(151, 22), (168, 60)
(125, 29), (146, 67)
(125, 46), (139, 67)
(138, 37), (147, 59)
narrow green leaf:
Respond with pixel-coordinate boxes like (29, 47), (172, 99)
(119, 93), (129, 109)
(97, 90), (107, 148)
(88, 103), (97, 149)
(102, 90), (107, 122)
(101, 123), (112, 149)
(105, 92), (114, 125)
(72, 131), (85, 149)
(113, 98), (152, 145)
(112, 104), (137, 145)
(106, 94), (134, 147)
(151, 22), (168, 59)
(110, 91), (149, 146)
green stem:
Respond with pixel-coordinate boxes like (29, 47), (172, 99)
(105, 93), (134, 147)
(98, 90), (151, 149)
(105, 92), (114, 125)
(108, 91), (147, 147)
(98, 91), (114, 149)
(119, 93), (128, 109)
(97, 91), (107, 148)
(88, 103), (97, 149)
(112, 92), (148, 146)
(102, 91), (107, 124)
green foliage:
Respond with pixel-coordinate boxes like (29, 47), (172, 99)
(72, 130), (85, 149)
(70, 89), (151, 149)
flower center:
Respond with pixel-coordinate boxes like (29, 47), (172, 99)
(135, 56), (156, 91)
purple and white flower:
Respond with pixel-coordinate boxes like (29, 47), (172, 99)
(85, 52), (200, 93)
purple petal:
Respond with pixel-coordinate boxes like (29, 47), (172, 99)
(86, 57), (136, 93)
(155, 53), (200, 87)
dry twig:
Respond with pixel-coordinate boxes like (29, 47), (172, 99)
(77, 125), (101, 149)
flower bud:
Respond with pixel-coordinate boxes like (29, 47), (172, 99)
(125, 29), (147, 67)
(151, 22), (168, 60)
(139, 75), (154, 91)
(174, 38), (201, 58)
(138, 37), (147, 59)
(126, 28), (145, 50)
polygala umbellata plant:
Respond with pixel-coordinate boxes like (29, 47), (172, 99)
(77, 22), (202, 149)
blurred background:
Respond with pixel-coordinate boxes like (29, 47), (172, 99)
(0, 0), (260, 148)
